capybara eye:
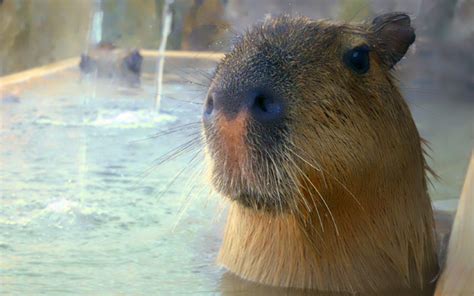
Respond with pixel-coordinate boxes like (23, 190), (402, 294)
(344, 45), (370, 74)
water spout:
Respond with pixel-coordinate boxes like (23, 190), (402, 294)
(80, 0), (103, 203)
(89, 0), (104, 46)
(155, 0), (174, 112)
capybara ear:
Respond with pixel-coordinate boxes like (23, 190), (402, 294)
(371, 12), (415, 68)
(79, 54), (96, 73)
(124, 50), (143, 74)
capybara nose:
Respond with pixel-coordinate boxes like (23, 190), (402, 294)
(203, 89), (285, 123)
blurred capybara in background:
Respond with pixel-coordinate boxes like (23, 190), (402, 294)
(79, 42), (143, 87)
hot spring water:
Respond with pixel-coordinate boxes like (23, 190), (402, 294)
(1, 1), (472, 293)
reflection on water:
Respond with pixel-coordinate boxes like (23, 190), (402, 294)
(0, 52), (472, 295)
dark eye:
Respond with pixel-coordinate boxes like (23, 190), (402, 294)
(344, 45), (370, 74)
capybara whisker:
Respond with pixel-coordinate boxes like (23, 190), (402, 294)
(154, 149), (204, 202)
(139, 136), (202, 180)
(152, 137), (202, 166)
(159, 93), (204, 105)
(131, 122), (201, 143)
(172, 164), (207, 230)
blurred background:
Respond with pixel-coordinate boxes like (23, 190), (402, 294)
(0, 0), (472, 295)
(1, 0), (473, 79)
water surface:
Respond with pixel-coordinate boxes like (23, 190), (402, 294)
(0, 58), (472, 295)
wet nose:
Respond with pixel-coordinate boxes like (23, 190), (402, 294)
(203, 89), (285, 123)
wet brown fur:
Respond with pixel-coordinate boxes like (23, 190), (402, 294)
(204, 14), (439, 293)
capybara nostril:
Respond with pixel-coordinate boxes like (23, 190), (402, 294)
(204, 89), (285, 123)
(249, 91), (284, 122)
(203, 93), (214, 118)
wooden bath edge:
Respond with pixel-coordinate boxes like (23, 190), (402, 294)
(0, 50), (225, 88)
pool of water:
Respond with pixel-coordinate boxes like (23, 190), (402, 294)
(0, 66), (228, 295)
(0, 58), (472, 295)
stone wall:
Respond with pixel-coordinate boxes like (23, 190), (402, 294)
(0, 0), (92, 75)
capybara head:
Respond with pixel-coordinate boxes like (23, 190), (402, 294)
(202, 13), (418, 212)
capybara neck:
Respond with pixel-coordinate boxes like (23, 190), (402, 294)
(218, 162), (438, 293)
